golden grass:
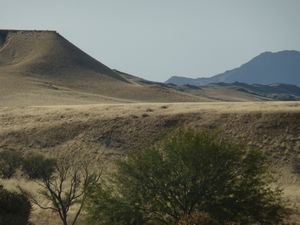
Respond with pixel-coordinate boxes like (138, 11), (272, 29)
(1, 101), (300, 224)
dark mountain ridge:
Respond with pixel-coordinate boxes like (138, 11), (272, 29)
(166, 50), (300, 85)
(210, 82), (300, 100)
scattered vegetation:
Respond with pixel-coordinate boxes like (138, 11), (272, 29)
(0, 151), (55, 180)
(0, 185), (32, 225)
(86, 129), (288, 225)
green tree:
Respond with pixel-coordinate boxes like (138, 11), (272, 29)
(86, 129), (288, 225)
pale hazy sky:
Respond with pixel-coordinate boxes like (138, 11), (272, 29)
(1, 0), (300, 81)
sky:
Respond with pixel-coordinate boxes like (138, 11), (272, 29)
(1, 0), (300, 82)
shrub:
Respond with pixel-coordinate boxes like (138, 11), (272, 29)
(86, 129), (288, 225)
(0, 150), (23, 178)
(0, 185), (32, 225)
(146, 108), (154, 112)
(292, 157), (300, 174)
(22, 154), (56, 180)
(142, 113), (149, 118)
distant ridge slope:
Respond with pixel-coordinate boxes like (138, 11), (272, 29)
(166, 50), (300, 85)
(0, 30), (204, 106)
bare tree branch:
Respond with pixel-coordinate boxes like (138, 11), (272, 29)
(21, 153), (103, 225)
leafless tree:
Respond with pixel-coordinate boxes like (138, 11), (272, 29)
(21, 155), (102, 225)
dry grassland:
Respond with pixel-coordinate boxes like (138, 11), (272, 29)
(1, 101), (300, 224)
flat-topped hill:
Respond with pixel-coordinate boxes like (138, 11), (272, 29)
(0, 30), (203, 106)
(0, 30), (126, 81)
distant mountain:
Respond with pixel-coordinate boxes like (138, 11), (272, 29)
(166, 50), (300, 85)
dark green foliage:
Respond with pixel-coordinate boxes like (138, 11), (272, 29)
(22, 154), (56, 180)
(177, 211), (219, 225)
(0, 185), (32, 225)
(86, 129), (287, 225)
(0, 150), (23, 179)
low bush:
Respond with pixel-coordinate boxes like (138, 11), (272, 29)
(0, 150), (23, 178)
(146, 108), (154, 112)
(22, 154), (56, 180)
(141, 113), (149, 117)
(0, 185), (32, 225)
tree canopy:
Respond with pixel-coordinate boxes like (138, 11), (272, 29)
(86, 129), (288, 225)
